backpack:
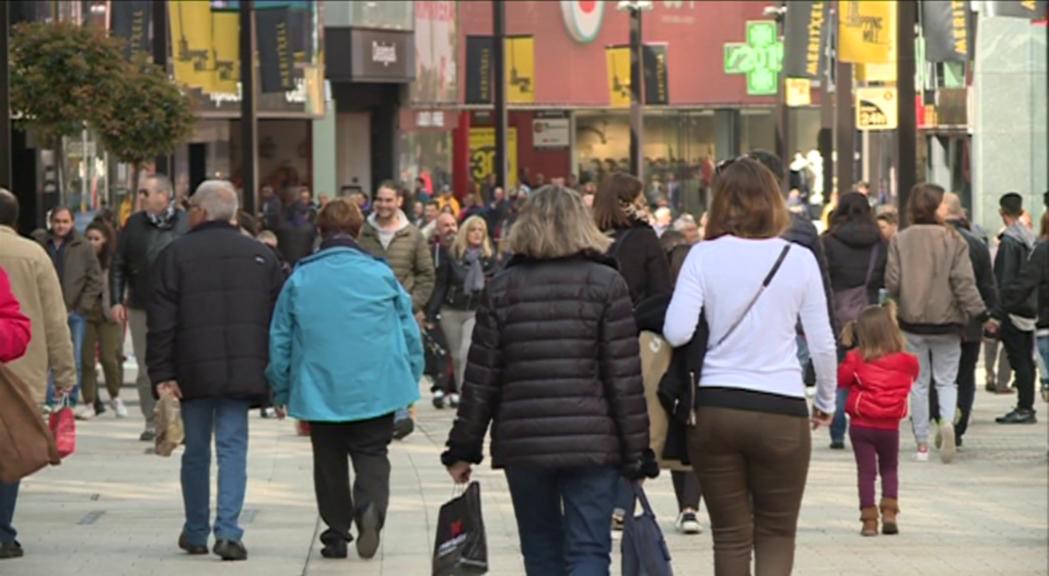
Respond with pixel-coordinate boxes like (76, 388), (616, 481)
(833, 245), (879, 328)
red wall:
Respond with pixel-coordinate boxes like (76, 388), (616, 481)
(510, 112), (573, 182)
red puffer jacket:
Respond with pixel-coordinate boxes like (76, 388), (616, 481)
(0, 267), (31, 363)
(838, 350), (919, 430)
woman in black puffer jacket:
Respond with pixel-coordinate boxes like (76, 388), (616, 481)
(442, 186), (654, 576)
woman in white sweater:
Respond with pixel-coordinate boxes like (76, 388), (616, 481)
(663, 157), (836, 576)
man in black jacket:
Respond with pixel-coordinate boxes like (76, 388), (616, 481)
(147, 181), (284, 561)
(931, 193), (998, 445)
(993, 192), (1038, 424)
(1001, 239), (1049, 404)
(110, 175), (189, 440)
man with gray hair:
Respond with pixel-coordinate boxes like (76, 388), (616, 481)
(672, 213), (700, 244)
(111, 173), (189, 441)
(147, 180), (284, 561)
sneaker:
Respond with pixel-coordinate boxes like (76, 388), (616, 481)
(915, 444), (930, 462)
(178, 533), (208, 556)
(74, 405), (95, 421)
(675, 511), (702, 535)
(448, 393), (461, 408)
(319, 529), (351, 559)
(432, 389), (446, 409)
(212, 539), (247, 561)
(392, 417), (414, 441)
(110, 398), (128, 419)
(259, 407), (276, 419)
(93, 400), (106, 416)
(355, 505), (381, 560)
(996, 408), (1037, 424)
(0, 541), (23, 559)
(939, 422), (956, 464)
(139, 428), (157, 442)
(829, 440), (846, 450)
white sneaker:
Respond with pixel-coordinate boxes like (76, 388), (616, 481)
(448, 393), (461, 408)
(74, 405), (95, 421)
(915, 445), (930, 462)
(939, 422), (956, 464)
(110, 398), (128, 419)
(675, 511), (702, 535)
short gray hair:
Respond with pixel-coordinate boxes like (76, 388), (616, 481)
(191, 180), (239, 222)
(144, 174), (174, 198)
(673, 214), (697, 230)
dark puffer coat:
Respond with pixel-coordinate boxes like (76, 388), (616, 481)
(821, 219), (888, 305)
(442, 252), (653, 477)
(607, 219), (672, 307)
(146, 221), (285, 403)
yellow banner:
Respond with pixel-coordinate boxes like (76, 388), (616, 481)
(839, 0), (895, 64)
(606, 46), (631, 108)
(505, 36), (535, 104)
(169, 0), (215, 92)
(469, 128), (518, 189)
(211, 11), (239, 94)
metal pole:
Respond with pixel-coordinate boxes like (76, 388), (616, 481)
(0, 1), (10, 190)
(239, 0), (257, 214)
(776, 3), (790, 192)
(492, 0), (507, 189)
(629, 7), (644, 179)
(153, 0), (171, 177)
(835, 58), (854, 201)
(896, 0), (917, 226)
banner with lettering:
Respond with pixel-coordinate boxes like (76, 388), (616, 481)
(987, 0), (1047, 19)
(211, 10), (239, 94)
(783, 0), (830, 79)
(169, 0), (215, 91)
(469, 127), (518, 188)
(465, 36), (494, 105)
(110, 1), (152, 60)
(922, 1), (970, 63)
(257, 8), (295, 93)
(505, 36), (536, 104)
(838, 0), (895, 64)
(642, 44), (669, 105)
(605, 46), (631, 108)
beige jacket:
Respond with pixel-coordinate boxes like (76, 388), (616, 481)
(639, 331), (689, 472)
(0, 226), (76, 403)
(885, 224), (986, 331)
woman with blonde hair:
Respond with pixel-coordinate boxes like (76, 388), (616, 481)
(426, 215), (497, 408)
(442, 186), (654, 575)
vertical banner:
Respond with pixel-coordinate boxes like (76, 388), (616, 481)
(211, 10), (239, 94)
(783, 0), (830, 79)
(923, 1), (970, 63)
(987, 0), (1047, 18)
(469, 128), (518, 188)
(288, 8), (313, 72)
(838, 0), (895, 64)
(465, 36), (494, 105)
(169, 0), (215, 91)
(256, 8), (295, 93)
(642, 44), (669, 105)
(505, 36), (535, 104)
(412, 1), (458, 105)
(110, 1), (152, 60)
(605, 46), (631, 108)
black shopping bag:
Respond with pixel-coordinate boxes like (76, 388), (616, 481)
(433, 481), (488, 576)
(621, 485), (673, 576)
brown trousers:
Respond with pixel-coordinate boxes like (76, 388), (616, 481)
(688, 406), (811, 576)
(80, 308), (123, 404)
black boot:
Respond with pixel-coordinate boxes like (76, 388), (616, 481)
(213, 539), (248, 561)
(320, 529), (351, 559)
(0, 541), (23, 559)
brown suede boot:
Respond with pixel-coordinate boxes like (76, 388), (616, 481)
(860, 507), (879, 537)
(880, 498), (899, 535)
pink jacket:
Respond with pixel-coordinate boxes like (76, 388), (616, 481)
(0, 267), (31, 363)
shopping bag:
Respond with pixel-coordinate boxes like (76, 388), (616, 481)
(0, 365), (61, 483)
(433, 481), (488, 576)
(154, 391), (184, 457)
(48, 402), (76, 459)
(621, 485), (673, 576)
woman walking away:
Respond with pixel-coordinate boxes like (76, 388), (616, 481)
(664, 158), (837, 576)
(442, 186), (656, 576)
(822, 192), (888, 449)
(426, 215), (497, 408)
(838, 302), (918, 536)
(885, 183), (987, 464)
(81, 221), (127, 418)
(267, 198), (423, 561)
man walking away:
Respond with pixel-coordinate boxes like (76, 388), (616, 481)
(0, 189), (77, 560)
(34, 207), (102, 418)
(993, 192), (1038, 424)
(147, 181), (284, 561)
(111, 174), (189, 441)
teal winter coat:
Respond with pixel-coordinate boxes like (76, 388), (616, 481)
(266, 242), (423, 422)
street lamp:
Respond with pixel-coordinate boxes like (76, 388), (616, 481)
(764, 3), (790, 191)
(617, 0), (653, 179)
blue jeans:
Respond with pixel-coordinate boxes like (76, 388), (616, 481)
(505, 466), (619, 576)
(180, 398), (251, 545)
(46, 312), (86, 406)
(830, 387), (849, 444)
(1037, 335), (1049, 388)
(0, 481), (18, 544)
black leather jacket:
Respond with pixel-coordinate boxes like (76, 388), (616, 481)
(111, 210), (189, 309)
(427, 246), (497, 318)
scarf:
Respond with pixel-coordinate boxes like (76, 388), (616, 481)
(463, 248), (486, 296)
(146, 204), (177, 228)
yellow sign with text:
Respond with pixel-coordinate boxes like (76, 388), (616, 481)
(606, 46), (631, 108)
(469, 128), (518, 188)
(211, 11), (239, 94)
(786, 78), (812, 107)
(505, 36), (535, 104)
(839, 1), (895, 64)
(856, 87), (898, 130)
(169, 0), (215, 92)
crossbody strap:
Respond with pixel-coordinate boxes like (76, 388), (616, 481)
(714, 244), (791, 348)
(862, 244), (880, 287)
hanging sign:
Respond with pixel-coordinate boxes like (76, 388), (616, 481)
(723, 21), (783, 96)
(839, 0), (895, 64)
(856, 87), (898, 130)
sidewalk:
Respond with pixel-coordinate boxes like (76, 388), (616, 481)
(7, 384), (1047, 576)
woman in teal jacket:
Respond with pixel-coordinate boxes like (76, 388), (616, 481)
(266, 198), (423, 561)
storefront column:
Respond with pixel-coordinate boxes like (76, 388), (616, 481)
(713, 109), (739, 161)
(312, 95), (337, 196)
(453, 111), (472, 197)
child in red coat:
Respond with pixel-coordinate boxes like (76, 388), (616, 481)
(838, 301), (919, 537)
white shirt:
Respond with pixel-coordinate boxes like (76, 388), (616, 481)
(663, 236), (837, 414)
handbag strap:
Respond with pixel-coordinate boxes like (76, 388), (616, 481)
(714, 244), (791, 348)
(862, 244), (880, 287)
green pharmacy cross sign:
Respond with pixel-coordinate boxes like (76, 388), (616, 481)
(723, 20), (783, 96)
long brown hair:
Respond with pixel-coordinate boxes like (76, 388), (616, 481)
(704, 157), (790, 241)
(907, 183), (945, 225)
(86, 220), (115, 271)
(592, 172), (644, 231)
(840, 301), (907, 361)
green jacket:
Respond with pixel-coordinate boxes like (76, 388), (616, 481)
(358, 213), (435, 312)
(34, 229), (103, 316)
